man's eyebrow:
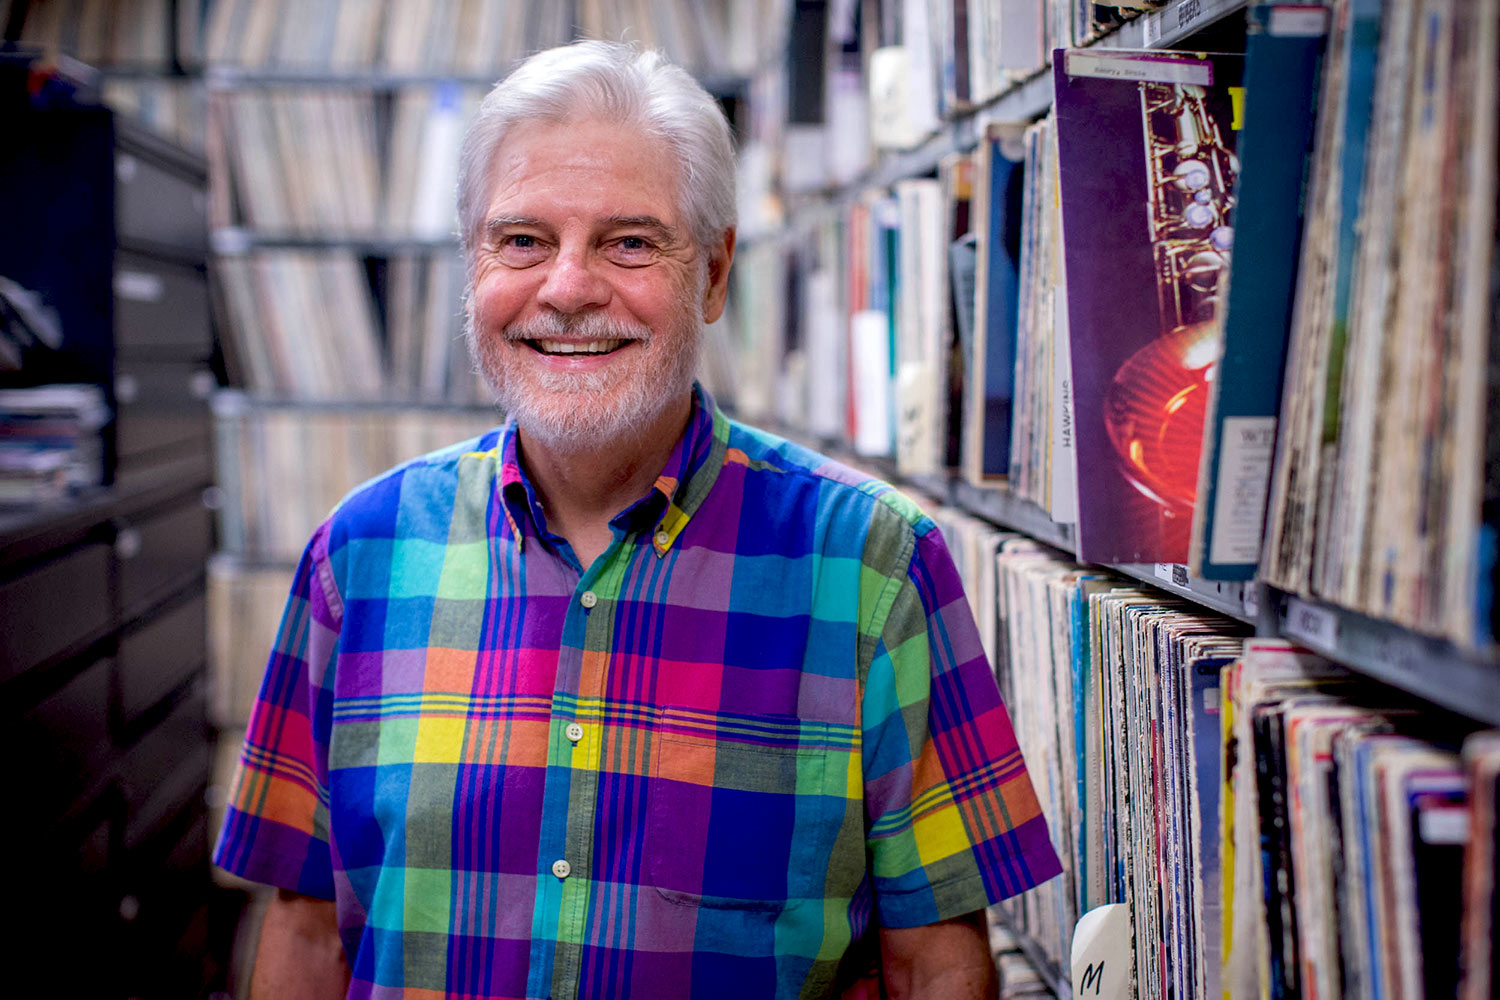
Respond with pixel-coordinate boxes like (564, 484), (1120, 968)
(485, 215), (543, 234)
(484, 215), (679, 239)
(604, 215), (678, 237)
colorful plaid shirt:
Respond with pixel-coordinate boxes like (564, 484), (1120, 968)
(214, 384), (1061, 1000)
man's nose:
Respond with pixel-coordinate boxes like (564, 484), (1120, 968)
(536, 244), (611, 313)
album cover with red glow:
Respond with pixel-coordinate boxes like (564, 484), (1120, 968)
(1052, 48), (1245, 564)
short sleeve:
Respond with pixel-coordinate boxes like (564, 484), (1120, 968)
(212, 521), (342, 900)
(860, 520), (1062, 929)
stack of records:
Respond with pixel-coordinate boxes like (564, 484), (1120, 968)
(0, 384), (109, 505)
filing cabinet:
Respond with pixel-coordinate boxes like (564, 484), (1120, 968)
(0, 109), (216, 489)
(0, 105), (219, 998)
(113, 117), (215, 488)
(0, 539), (112, 683)
(113, 251), (214, 358)
(0, 473), (215, 1000)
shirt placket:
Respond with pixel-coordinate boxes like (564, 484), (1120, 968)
(532, 531), (633, 1000)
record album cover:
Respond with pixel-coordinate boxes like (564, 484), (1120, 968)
(1053, 48), (1245, 564)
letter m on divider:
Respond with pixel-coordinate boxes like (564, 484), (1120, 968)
(1080, 962), (1106, 996)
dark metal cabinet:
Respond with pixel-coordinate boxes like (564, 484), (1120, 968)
(0, 473), (216, 1000)
(112, 119), (216, 489)
(0, 107), (219, 999)
(0, 541), (112, 682)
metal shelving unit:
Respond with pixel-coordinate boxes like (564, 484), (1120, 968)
(210, 388), (497, 415)
(949, 480), (1076, 553)
(1099, 0), (1253, 49)
(819, 0), (1255, 199)
(756, 0), (1499, 981)
(203, 65), (751, 97)
(991, 909), (1071, 998)
(764, 0), (1256, 241)
(209, 227), (460, 255)
(1276, 591), (1500, 727)
(1111, 563), (1258, 625)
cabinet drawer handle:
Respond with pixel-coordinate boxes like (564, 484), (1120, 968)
(115, 374), (139, 404)
(115, 528), (142, 560)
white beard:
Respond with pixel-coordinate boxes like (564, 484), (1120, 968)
(468, 304), (702, 451)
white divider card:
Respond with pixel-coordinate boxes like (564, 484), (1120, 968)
(1070, 903), (1131, 1000)
(1243, 582), (1261, 619)
(1063, 50), (1214, 87)
(851, 310), (894, 456)
(868, 46), (918, 149)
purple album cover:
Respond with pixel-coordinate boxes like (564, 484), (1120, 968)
(1053, 49), (1245, 564)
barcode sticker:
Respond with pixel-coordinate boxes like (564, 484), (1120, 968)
(1143, 13), (1164, 45)
(1155, 563), (1175, 583)
(1285, 597), (1339, 649)
(1173, 0), (1209, 32)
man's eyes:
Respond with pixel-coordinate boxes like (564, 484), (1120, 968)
(490, 233), (658, 265)
(605, 235), (657, 263)
(495, 233), (545, 251)
(492, 233), (548, 265)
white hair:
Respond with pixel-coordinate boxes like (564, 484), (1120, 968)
(456, 39), (737, 277)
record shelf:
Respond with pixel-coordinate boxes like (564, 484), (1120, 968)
(204, 64), (753, 98)
(749, 1), (1500, 993)
(917, 473), (1260, 623)
(756, 0), (1260, 257)
(991, 909), (1072, 997)
(1274, 592), (1500, 727)
(904, 455), (1500, 724)
(836, 0), (1253, 201)
(209, 228), (460, 256)
(762, 0), (1500, 725)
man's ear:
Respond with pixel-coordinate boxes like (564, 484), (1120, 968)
(701, 228), (737, 325)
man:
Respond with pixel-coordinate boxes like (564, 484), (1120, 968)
(215, 40), (1061, 1000)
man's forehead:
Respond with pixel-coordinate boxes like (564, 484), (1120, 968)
(495, 115), (661, 166)
(482, 119), (686, 232)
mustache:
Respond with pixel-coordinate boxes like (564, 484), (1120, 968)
(502, 312), (652, 344)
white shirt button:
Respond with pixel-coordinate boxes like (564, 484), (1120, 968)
(654, 530), (670, 547)
(579, 590), (598, 609)
(565, 722), (584, 743)
(551, 859), (571, 879)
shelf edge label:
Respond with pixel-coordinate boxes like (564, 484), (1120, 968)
(1284, 596), (1339, 649)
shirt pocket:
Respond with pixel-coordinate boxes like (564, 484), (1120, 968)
(646, 713), (840, 911)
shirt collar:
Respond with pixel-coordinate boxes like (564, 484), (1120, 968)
(497, 382), (728, 556)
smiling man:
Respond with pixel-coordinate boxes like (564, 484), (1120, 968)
(214, 41), (1060, 1000)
